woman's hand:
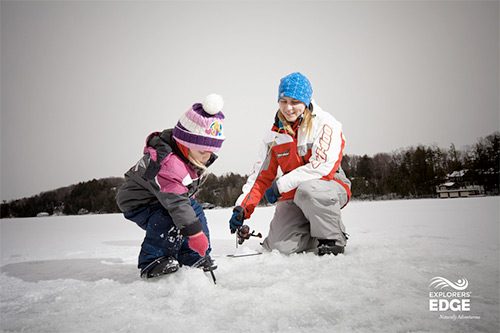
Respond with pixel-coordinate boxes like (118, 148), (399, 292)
(229, 206), (245, 234)
(265, 181), (281, 204)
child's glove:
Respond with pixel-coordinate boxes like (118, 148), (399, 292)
(265, 181), (281, 204)
(188, 231), (209, 257)
(229, 206), (245, 234)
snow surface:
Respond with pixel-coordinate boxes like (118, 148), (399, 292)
(1, 197), (499, 332)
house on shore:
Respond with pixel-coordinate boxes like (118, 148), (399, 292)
(436, 170), (485, 198)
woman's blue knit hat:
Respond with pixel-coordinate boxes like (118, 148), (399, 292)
(278, 72), (313, 106)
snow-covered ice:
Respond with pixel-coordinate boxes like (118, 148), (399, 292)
(1, 197), (499, 332)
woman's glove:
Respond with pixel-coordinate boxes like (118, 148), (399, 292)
(265, 181), (281, 204)
(188, 231), (209, 257)
(229, 206), (245, 234)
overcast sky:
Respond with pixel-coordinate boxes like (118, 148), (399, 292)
(1, 1), (499, 201)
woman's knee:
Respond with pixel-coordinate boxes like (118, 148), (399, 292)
(294, 181), (316, 203)
(294, 180), (339, 206)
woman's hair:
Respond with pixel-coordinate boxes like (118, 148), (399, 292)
(277, 106), (314, 138)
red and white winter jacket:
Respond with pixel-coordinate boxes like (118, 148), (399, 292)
(235, 101), (352, 219)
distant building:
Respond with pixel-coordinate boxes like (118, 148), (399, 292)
(436, 170), (485, 198)
(201, 202), (215, 210)
(77, 208), (89, 215)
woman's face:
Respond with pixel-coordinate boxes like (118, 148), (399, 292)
(278, 97), (306, 122)
(189, 149), (212, 164)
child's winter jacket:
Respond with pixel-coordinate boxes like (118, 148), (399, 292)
(116, 129), (216, 237)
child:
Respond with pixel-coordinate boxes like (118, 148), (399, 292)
(229, 73), (351, 256)
(116, 94), (225, 278)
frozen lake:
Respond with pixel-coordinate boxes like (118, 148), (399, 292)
(1, 197), (499, 332)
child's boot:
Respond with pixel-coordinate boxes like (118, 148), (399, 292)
(140, 256), (179, 279)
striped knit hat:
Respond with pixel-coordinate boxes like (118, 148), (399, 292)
(172, 94), (225, 152)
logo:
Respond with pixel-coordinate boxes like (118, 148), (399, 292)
(428, 276), (481, 320)
(206, 121), (223, 137)
(276, 150), (290, 158)
(311, 125), (332, 169)
(429, 276), (469, 291)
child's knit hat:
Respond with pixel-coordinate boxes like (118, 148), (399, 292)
(278, 72), (313, 107)
(172, 94), (225, 152)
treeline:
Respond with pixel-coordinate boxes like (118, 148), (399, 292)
(342, 132), (499, 199)
(0, 174), (249, 218)
(1, 132), (498, 218)
(196, 172), (248, 207)
(1, 178), (124, 218)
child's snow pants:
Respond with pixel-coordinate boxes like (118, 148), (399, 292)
(262, 179), (348, 254)
(123, 199), (211, 269)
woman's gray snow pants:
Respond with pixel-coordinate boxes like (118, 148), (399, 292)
(262, 179), (348, 254)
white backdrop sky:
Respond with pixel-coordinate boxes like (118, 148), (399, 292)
(1, 0), (499, 201)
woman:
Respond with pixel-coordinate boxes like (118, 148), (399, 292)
(229, 73), (351, 256)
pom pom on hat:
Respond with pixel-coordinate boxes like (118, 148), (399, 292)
(202, 93), (224, 115)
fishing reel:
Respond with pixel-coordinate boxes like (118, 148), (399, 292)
(236, 225), (262, 245)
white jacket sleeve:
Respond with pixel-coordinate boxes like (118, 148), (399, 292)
(235, 131), (277, 206)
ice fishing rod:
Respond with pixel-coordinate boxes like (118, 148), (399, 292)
(193, 256), (216, 285)
(236, 225), (262, 247)
(206, 261), (216, 285)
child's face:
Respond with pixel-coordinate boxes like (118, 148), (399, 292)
(189, 149), (212, 164)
